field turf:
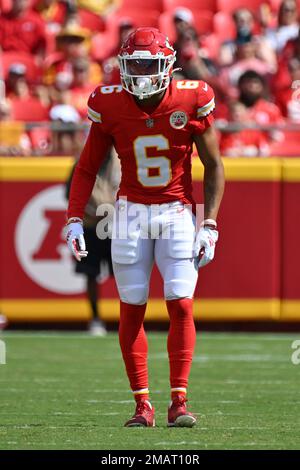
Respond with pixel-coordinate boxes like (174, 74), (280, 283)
(0, 331), (299, 450)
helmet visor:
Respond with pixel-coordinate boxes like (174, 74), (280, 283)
(124, 58), (162, 76)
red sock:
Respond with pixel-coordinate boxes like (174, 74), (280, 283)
(118, 301), (149, 402)
(166, 298), (196, 399)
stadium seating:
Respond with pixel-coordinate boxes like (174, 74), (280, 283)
(213, 11), (236, 42)
(105, 9), (160, 49)
(159, 10), (214, 43)
(109, 8), (160, 29)
(78, 8), (106, 32)
(217, 0), (268, 14)
(0, 0), (12, 13)
(200, 33), (222, 60)
(0, 0), (298, 160)
(163, 0), (218, 14)
(269, 131), (300, 156)
(117, 0), (164, 11)
(90, 33), (116, 62)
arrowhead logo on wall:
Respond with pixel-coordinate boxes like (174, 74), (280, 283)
(15, 185), (85, 294)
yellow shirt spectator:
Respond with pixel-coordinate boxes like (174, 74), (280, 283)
(76, 0), (120, 16)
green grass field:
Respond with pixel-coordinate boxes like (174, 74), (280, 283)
(0, 331), (300, 450)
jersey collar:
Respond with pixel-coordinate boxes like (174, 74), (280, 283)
(124, 82), (173, 118)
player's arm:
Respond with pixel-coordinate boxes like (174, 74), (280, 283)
(193, 122), (225, 268)
(193, 126), (224, 221)
(66, 122), (113, 261)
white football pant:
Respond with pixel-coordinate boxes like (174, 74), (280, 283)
(111, 199), (198, 305)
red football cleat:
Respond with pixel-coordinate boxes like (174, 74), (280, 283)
(167, 396), (197, 427)
(124, 400), (155, 427)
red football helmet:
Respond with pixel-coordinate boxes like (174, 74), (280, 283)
(118, 28), (176, 100)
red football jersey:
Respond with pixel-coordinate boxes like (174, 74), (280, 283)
(68, 79), (215, 219)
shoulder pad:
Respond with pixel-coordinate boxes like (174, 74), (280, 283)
(87, 85), (123, 123)
(196, 81), (215, 118)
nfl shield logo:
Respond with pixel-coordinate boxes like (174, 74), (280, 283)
(146, 118), (154, 128)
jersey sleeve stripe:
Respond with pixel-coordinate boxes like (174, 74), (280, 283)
(197, 98), (215, 118)
(87, 106), (102, 123)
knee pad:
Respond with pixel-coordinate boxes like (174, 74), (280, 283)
(118, 283), (149, 305)
(164, 278), (196, 301)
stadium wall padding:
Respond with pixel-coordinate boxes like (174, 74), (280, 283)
(0, 157), (299, 322)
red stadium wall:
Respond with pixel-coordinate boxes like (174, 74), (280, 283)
(281, 159), (300, 321)
(0, 157), (299, 323)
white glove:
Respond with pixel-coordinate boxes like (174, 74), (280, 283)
(66, 218), (88, 262)
(194, 224), (218, 269)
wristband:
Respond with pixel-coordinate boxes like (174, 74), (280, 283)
(200, 218), (217, 229)
(66, 217), (83, 225)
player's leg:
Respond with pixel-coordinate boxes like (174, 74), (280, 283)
(113, 246), (153, 400)
(155, 204), (198, 426)
(112, 201), (155, 426)
(88, 236), (113, 335)
(75, 226), (106, 336)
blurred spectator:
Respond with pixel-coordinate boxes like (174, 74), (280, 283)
(48, 68), (73, 107)
(220, 101), (270, 157)
(44, 25), (102, 87)
(280, 25), (300, 62)
(4, 62), (47, 106)
(5, 63), (49, 122)
(237, 70), (284, 144)
(0, 99), (32, 155)
(271, 27), (300, 103)
(49, 102), (82, 155)
(76, 0), (119, 16)
(238, 70), (283, 125)
(265, 0), (299, 52)
(101, 17), (134, 84)
(258, 1), (277, 30)
(0, 0), (46, 59)
(102, 56), (120, 85)
(106, 17), (134, 58)
(0, 0), (298, 159)
(31, 0), (69, 32)
(275, 57), (300, 119)
(69, 57), (95, 117)
(286, 58), (300, 121)
(2, 64), (50, 155)
(173, 7), (195, 40)
(220, 8), (255, 65)
(5, 63), (29, 98)
(31, 0), (75, 56)
(219, 8), (276, 69)
(218, 37), (276, 99)
(172, 8), (217, 81)
(54, 1), (120, 33)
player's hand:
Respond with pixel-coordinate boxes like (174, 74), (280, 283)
(194, 223), (218, 268)
(66, 218), (88, 262)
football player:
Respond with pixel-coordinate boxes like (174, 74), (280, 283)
(66, 28), (225, 427)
